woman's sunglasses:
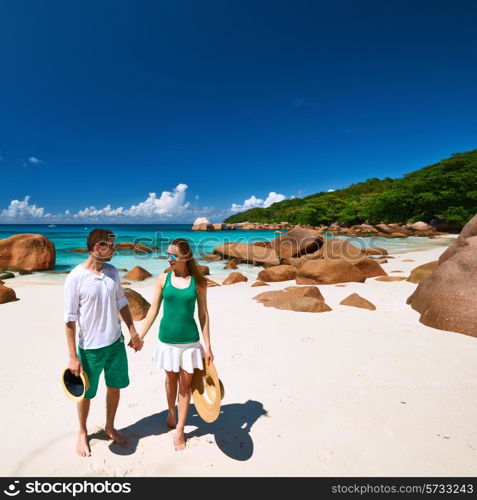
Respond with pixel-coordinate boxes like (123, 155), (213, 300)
(167, 252), (191, 261)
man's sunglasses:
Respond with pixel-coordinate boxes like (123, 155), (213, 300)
(98, 241), (115, 249)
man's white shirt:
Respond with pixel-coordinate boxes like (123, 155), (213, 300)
(64, 263), (128, 349)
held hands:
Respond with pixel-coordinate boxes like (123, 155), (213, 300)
(128, 333), (144, 352)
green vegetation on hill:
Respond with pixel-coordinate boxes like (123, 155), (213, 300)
(224, 149), (477, 226)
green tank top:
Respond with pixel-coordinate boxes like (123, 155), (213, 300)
(158, 271), (200, 344)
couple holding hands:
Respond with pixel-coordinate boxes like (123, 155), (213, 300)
(64, 228), (213, 455)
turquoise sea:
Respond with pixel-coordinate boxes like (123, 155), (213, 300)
(0, 224), (456, 282)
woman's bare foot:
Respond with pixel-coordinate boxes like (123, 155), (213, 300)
(166, 411), (177, 429)
(173, 428), (186, 451)
(76, 431), (91, 457)
(104, 427), (129, 448)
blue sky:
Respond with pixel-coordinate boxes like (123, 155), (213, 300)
(1, 0), (477, 223)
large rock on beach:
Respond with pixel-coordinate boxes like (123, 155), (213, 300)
(410, 221), (434, 231)
(0, 284), (18, 304)
(0, 234), (55, 271)
(288, 237), (363, 268)
(263, 296), (331, 313)
(257, 265), (297, 282)
(222, 272), (248, 285)
(351, 257), (387, 278)
(213, 242), (280, 266)
(406, 261), (439, 284)
(296, 258), (367, 285)
(201, 254), (222, 262)
(133, 243), (153, 254)
(390, 232), (408, 238)
(251, 281), (269, 287)
(407, 217), (477, 337)
(115, 242), (135, 250)
(311, 237), (363, 260)
(361, 247), (388, 256)
(439, 213), (477, 264)
(123, 266), (153, 281)
(270, 227), (324, 260)
(375, 224), (393, 234)
(123, 288), (150, 320)
(115, 242), (153, 253)
(224, 259), (239, 270)
(340, 293), (376, 310)
(253, 285), (324, 303)
(253, 286), (330, 313)
(192, 217), (214, 230)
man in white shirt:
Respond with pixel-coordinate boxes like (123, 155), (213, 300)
(64, 228), (143, 457)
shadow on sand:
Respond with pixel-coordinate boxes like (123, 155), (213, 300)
(99, 399), (267, 461)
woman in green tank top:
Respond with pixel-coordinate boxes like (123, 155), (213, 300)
(158, 271), (200, 344)
(138, 238), (214, 451)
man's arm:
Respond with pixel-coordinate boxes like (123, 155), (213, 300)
(66, 321), (82, 376)
(114, 269), (143, 351)
(64, 274), (81, 376)
(119, 304), (143, 351)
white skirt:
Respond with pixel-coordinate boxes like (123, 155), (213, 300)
(152, 340), (205, 373)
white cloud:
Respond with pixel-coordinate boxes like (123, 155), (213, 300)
(0, 184), (275, 223)
(74, 204), (124, 218)
(0, 186), (190, 222)
(328, 189), (335, 192)
(27, 156), (44, 165)
(230, 191), (286, 213)
(193, 216), (210, 224)
(71, 184), (190, 220)
(263, 191), (286, 206)
(0, 195), (50, 220)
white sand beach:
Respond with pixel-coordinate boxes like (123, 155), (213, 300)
(1, 238), (477, 477)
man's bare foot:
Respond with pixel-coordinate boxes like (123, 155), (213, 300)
(173, 429), (186, 451)
(104, 427), (129, 448)
(76, 431), (91, 457)
(166, 411), (177, 429)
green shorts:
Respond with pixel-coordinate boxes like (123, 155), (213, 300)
(78, 334), (129, 399)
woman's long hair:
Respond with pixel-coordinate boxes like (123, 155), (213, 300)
(169, 238), (207, 288)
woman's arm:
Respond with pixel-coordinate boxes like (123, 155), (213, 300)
(197, 281), (214, 364)
(138, 273), (166, 341)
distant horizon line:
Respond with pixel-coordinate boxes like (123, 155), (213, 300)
(0, 222), (202, 225)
